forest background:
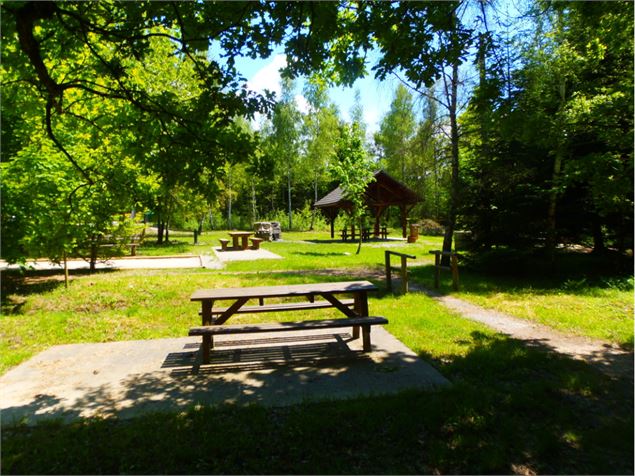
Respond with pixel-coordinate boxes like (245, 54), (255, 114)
(1, 0), (632, 265)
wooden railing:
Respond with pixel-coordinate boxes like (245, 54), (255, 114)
(385, 250), (416, 294)
(428, 250), (460, 291)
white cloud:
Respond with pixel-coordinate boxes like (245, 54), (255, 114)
(246, 54), (312, 130)
(294, 94), (310, 114)
(246, 54), (287, 98)
(364, 107), (380, 134)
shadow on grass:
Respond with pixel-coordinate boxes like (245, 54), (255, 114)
(1, 268), (117, 312)
(290, 251), (348, 257)
(408, 261), (633, 298)
(2, 331), (632, 474)
(138, 240), (192, 255)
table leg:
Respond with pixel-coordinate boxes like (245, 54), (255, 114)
(231, 236), (239, 249)
(241, 236), (249, 250)
(201, 300), (213, 364)
(362, 325), (371, 351)
(352, 291), (369, 339)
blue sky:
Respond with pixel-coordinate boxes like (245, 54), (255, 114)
(233, 46), (397, 135)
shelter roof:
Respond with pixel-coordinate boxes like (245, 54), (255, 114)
(314, 170), (419, 210)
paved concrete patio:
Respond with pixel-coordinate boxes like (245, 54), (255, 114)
(1, 327), (448, 427)
(0, 255), (222, 271)
(212, 246), (283, 262)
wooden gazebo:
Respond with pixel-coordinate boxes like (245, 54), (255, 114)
(314, 170), (420, 239)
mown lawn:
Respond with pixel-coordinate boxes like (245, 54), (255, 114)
(1, 234), (633, 474)
(136, 229), (634, 347)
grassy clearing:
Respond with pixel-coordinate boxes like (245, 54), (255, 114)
(2, 236), (633, 473)
(1, 269), (632, 474)
(138, 228), (442, 271)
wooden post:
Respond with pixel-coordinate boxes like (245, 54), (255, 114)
(385, 251), (392, 291)
(451, 253), (460, 291)
(401, 255), (408, 294)
(400, 205), (408, 238)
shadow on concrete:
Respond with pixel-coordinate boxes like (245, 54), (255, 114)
(1, 330), (447, 427)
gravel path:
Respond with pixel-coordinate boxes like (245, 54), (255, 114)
(412, 284), (633, 379)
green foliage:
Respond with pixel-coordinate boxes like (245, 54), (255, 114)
(375, 84), (417, 182)
(459, 1), (634, 253)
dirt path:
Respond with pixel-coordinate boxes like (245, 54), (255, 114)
(411, 283), (633, 379)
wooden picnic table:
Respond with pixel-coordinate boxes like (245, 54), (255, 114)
(190, 280), (378, 363)
(228, 231), (253, 250)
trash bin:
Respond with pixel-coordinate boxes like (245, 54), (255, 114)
(407, 224), (420, 243)
(271, 221), (281, 241)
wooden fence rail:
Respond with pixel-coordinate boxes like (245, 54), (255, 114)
(385, 250), (416, 294)
(428, 250), (460, 291)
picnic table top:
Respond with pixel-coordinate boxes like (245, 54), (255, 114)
(191, 280), (377, 301)
(228, 231), (253, 237)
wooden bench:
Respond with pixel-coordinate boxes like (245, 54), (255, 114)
(98, 231), (144, 256)
(219, 238), (230, 251)
(189, 316), (388, 353)
(202, 298), (355, 317)
(250, 237), (264, 250)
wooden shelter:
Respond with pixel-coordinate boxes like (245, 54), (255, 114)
(314, 170), (420, 239)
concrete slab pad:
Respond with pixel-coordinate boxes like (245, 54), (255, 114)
(0, 328), (448, 427)
(0, 255), (222, 271)
(213, 247), (283, 262)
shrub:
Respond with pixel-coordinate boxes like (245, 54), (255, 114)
(419, 218), (445, 236)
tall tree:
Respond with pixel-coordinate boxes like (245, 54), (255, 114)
(303, 76), (341, 229)
(375, 84), (417, 182)
(267, 78), (302, 231)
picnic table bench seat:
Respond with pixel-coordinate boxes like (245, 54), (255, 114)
(250, 237), (264, 250)
(189, 316), (388, 352)
(201, 298), (355, 317)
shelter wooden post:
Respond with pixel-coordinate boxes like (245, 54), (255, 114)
(400, 205), (408, 238)
(373, 206), (386, 238)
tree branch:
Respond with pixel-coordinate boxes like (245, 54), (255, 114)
(45, 98), (94, 185)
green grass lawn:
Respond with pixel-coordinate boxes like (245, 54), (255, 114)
(1, 232), (633, 474)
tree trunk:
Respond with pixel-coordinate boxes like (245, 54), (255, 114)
(251, 184), (257, 226)
(591, 216), (605, 254)
(63, 251), (69, 288)
(356, 215), (363, 255)
(287, 171), (293, 231)
(89, 238), (97, 273)
(442, 59), (460, 266)
(310, 177), (318, 231)
(157, 220), (164, 244)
